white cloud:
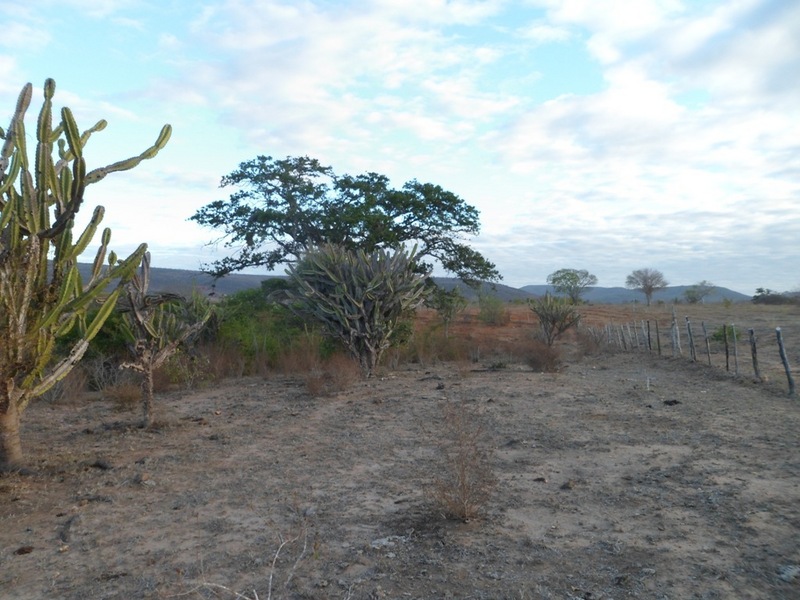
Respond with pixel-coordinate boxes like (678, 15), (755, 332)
(518, 21), (573, 44)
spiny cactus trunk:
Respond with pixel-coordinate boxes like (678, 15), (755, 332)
(0, 394), (23, 470)
(141, 367), (155, 429)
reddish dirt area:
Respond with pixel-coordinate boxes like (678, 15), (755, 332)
(1, 305), (799, 600)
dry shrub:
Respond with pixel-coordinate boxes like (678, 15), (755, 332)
(305, 353), (361, 397)
(576, 326), (614, 356)
(276, 335), (322, 374)
(41, 366), (89, 405)
(430, 398), (496, 521)
(104, 380), (142, 411)
(199, 344), (248, 380)
(158, 350), (214, 390)
(401, 326), (473, 366)
(525, 339), (561, 372)
(82, 354), (125, 392)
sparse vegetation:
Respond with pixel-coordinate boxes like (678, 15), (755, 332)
(425, 286), (468, 337)
(118, 253), (212, 428)
(752, 287), (798, 305)
(430, 398), (496, 521)
(477, 291), (510, 325)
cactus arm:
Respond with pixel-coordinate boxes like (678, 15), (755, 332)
(0, 83), (32, 176)
(85, 124), (172, 184)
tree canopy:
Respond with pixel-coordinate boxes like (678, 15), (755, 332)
(684, 280), (715, 304)
(190, 155), (500, 285)
(546, 268), (598, 304)
(625, 268), (668, 305)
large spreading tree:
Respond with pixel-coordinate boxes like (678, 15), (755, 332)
(190, 155), (500, 285)
(547, 268), (598, 304)
(625, 268), (668, 305)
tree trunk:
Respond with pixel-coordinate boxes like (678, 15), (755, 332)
(0, 398), (24, 470)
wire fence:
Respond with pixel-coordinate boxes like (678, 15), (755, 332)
(588, 308), (796, 397)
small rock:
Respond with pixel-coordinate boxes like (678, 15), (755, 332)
(777, 565), (800, 582)
(90, 459), (113, 470)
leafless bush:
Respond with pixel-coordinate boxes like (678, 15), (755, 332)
(525, 340), (561, 372)
(40, 367), (88, 405)
(82, 354), (127, 392)
(576, 326), (615, 356)
(194, 344), (247, 381)
(430, 398), (496, 521)
(104, 380), (142, 411)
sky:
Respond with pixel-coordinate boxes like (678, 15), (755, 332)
(1, 0), (798, 295)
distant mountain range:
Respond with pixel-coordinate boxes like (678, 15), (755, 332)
(77, 264), (751, 304)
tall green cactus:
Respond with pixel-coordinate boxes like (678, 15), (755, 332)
(282, 244), (429, 376)
(0, 79), (171, 469)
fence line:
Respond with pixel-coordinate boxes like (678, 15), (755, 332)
(591, 317), (797, 398)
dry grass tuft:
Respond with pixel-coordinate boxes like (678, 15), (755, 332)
(525, 339), (561, 372)
(304, 353), (361, 397)
(41, 367), (89, 405)
(430, 398), (496, 521)
(104, 381), (142, 411)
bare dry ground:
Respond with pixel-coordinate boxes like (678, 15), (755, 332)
(1, 304), (799, 599)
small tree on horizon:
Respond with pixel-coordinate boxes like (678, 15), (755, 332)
(546, 268), (598, 304)
(625, 268), (668, 306)
(684, 280), (715, 304)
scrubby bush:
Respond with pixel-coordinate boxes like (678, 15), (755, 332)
(212, 288), (310, 373)
(477, 292), (509, 325)
(529, 294), (581, 346)
(430, 399), (496, 521)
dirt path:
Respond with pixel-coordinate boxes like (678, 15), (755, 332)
(1, 351), (799, 599)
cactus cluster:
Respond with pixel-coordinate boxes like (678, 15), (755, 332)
(282, 244), (429, 376)
(0, 79), (170, 467)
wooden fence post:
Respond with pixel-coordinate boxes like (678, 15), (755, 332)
(723, 324), (730, 372)
(644, 320), (652, 352)
(749, 328), (761, 382)
(671, 308), (682, 357)
(686, 317), (696, 362)
(618, 325), (627, 351)
(776, 327), (796, 397)
(628, 323), (639, 350)
(655, 320), (662, 356)
(732, 324), (739, 376)
(701, 321), (712, 366)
